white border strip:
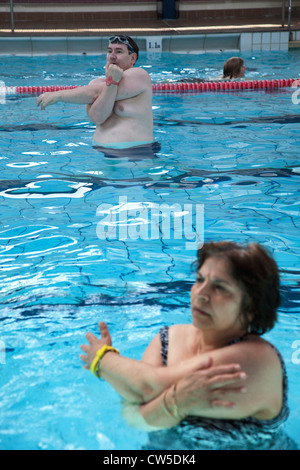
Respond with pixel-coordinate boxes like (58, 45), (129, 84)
(180, 0), (300, 11)
(0, 2), (157, 13)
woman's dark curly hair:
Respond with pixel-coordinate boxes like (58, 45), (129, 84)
(195, 241), (281, 335)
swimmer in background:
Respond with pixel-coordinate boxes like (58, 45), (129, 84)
(36, 36), (154, 149)
(220, 57), (246, 80)
(174, 57), (246, 83)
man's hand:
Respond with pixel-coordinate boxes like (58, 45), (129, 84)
(105, 64), (123, 84)
(36, 91), (60, 110)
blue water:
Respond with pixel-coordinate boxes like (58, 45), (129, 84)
(0, 51), (299, 450)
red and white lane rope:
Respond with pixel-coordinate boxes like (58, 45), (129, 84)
(1, 79), (297, 95)
(152, 78), (296, 91)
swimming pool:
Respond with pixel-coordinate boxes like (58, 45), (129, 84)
(0, 50), (299, 450)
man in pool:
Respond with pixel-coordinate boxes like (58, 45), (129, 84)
(36, 36), (154, 150)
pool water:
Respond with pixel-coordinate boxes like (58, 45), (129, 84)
(0, 51), (299, 450)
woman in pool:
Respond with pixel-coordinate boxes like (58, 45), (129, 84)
(222, 57), (246, 80)
(80, 241), (290, 449)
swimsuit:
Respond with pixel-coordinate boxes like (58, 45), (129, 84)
(92, 141), (161, 161)
(92, 140), (155, 149)
(145, 326), (296, 450)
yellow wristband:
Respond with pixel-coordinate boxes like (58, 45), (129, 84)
(90, 345), (119, 377)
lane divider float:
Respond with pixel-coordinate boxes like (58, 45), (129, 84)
(1, 79), (297, 95)
(152, 78), (296, 92)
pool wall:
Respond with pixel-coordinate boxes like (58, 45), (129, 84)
(0, 30), (299, 55)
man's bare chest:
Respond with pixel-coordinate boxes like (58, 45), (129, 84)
(113, 95), (144, 118)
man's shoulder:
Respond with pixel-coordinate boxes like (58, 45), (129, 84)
(124, 67), (152, 90)
(125, 67), (150, 78)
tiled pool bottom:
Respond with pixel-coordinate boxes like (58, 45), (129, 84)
(0, 30), (299, 55)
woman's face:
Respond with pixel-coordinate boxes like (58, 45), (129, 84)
(191, 256), (247, 336)
(238, 64), (246, 77)
(234, 62), (246, 78)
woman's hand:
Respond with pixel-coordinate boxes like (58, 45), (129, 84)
(80, 321), (112, 370)
(174, 361), (247, 418)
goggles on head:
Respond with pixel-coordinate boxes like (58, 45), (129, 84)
(109, 36), (135, 54)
